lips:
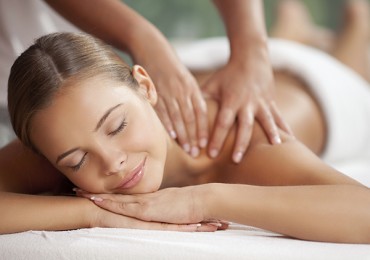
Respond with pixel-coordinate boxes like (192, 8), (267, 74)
(116, 157), (146, 190)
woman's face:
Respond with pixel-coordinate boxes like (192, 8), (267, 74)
(31, 66), (168, 194)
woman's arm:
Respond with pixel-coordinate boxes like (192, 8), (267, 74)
(85, 183), (370, 244)
(204, 183), (370, 244)
(0, 191), (216, 234)
(0, 192), (91, 234)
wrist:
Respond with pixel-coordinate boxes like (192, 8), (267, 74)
(195, 183), (220, 221)
(124, 23), (174, 66)
(79, 197), (100, 228)
(229, 37), (269, 66)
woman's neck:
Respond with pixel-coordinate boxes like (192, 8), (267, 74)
(161, 133), (216, 189)
(159, 100), (224, 189)
(161, 135), (191, 188)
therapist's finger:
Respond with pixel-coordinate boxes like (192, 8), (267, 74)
(192, 93), (208, 149)
(270, 101), (294, 136)
(155, 98), (177, 139)
(231, 108), (254, 163)
(167, 100), (190, 153)
(208, 106), (236, 159)
(179, 97), (198, 156)
(256, 101), (281, 145)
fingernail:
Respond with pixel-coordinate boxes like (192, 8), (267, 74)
(169, 130), (177, 139)
(233, 152), (243, 163)
(183, 143), (190, 153)
(199, 138), (208, 148)
(273, 136), (281, 144)
(210, 148), (218, 158)
(90, 196), (103, 202)
(191, 146), (200, 157)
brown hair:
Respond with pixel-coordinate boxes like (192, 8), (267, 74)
(8, 32), (138, 151)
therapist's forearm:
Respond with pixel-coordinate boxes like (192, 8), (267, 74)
(213, 0), (268, 61)
(44, 0), (171, 60)
(204, 183), (370, 243)
(0, 192), (93, 234)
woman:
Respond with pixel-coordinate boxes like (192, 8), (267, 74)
(1, 1), (370, 243)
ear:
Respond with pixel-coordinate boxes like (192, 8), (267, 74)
(131, 65), (157, 106)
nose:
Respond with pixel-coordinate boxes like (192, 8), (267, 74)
(100, 147), (127, 176)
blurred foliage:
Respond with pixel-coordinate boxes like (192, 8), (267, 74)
(123, 0), (369, 40)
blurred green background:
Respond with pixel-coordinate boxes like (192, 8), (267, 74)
(123, 0), (366, 40)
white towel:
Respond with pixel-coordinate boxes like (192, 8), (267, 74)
(1, 224), (369, 260)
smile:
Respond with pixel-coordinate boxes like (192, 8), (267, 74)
(116, 157), (147, 190)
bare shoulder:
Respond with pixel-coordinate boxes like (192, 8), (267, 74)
(204, 97), (360, 187)
(0, 140), (67, 194)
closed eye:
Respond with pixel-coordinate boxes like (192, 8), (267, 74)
(70, 152), (87, 172)
(108, 119), (127, 136)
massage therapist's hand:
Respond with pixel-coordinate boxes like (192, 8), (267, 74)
(86, 195), (220, 232)
(202, 49), (293, 163)
(78, 185), (227, 230)
(144, 56), (208, 156)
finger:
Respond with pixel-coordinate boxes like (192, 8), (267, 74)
(256, 102), (281, 145)
(167, 100), (190, 152)
(218, 221), (229, 230)
(155, 98), (177, 139)
(232, 109), (254, 163)
(270, 101), (295, 137)
(158, 223), (217, 232)
(208, 106), (236, 158)
(192, 93), (208, 149)
(201, 220), (229, 230)
(179, 97), (199, 156)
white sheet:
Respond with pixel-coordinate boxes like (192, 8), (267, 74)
(1, 224), (369, 260)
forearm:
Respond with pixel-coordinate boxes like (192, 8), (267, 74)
(204, 183), (370, 243)
(0, 192), (93, 234)
(213, 0), (268, 62)
(44, 0), (172, 62)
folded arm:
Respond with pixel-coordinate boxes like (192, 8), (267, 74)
(0, 140), (216, 234)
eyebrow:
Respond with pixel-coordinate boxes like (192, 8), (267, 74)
(94, 103), (123, 132)
(55, 103), (123, 164)
(56, 148), (80, 164)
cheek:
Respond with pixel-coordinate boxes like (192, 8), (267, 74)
(60, 166), (105, 193)
(126, 109), (166, 152)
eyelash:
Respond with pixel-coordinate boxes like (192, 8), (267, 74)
(69, 119), (127, 172)
(108, 119), (127, 136)
(70, 152), (87, 172)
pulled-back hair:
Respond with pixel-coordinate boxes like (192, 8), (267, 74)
(8, 32), (138, 151)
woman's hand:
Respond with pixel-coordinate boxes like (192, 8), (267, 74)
(202, 49), (293, 163)
(77, 185), (228, 230)
(88, 200), (220, 232)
